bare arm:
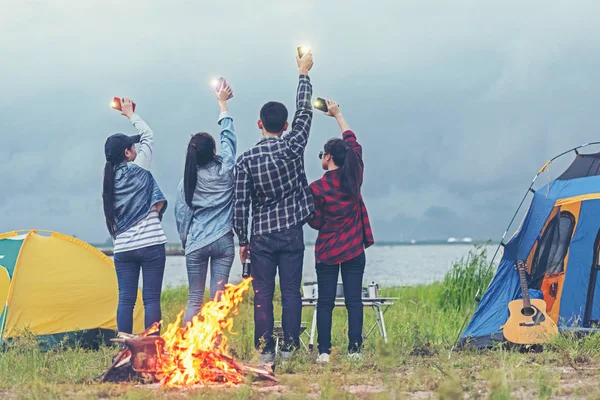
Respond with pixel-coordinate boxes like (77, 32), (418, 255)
(325, 99), (351, 133)
(334, 114), (351, 133)
(326, 99), (363, 160)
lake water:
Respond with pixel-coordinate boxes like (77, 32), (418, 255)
(160, 244), (497, 289)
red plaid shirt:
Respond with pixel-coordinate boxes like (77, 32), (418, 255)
(308, 130), (374, 265)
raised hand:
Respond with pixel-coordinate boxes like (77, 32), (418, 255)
(121, 98), (135, 118)
(216, 81), (233, 113)
(325, 99), (341, 118)
(216, 81), (233, 103)
(297, 51), (314, 75)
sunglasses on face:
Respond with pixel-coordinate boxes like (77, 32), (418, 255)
(318, 151), (325, 159)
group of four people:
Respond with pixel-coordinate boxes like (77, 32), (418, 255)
(101, 52), (373, 364)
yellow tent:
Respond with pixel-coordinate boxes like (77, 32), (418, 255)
(0, 230), (144, 348)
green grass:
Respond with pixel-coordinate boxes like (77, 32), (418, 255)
(1, 246), (600, 398)
(440, 244), (494, 312)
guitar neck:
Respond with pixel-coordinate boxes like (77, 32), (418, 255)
(518, 264), (531, 308)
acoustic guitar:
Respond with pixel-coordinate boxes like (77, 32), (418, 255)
(501, 260), (558, 345)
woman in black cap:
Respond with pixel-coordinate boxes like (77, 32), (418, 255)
(102, 98), (167, 334)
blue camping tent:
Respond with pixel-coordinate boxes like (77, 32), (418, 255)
(462, 144), (600, 348)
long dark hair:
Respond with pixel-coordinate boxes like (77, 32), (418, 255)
(324, 138), (362, 198)
(184, 132), (217, 207)
(103, 148), (130, 237)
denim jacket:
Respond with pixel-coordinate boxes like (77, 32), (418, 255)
(175, 112), (236, 255)
(113, 162), (167, 237)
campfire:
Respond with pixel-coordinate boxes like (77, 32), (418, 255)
(99, 278), (277, 386)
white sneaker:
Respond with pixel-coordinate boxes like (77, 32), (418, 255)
(348, 352), (363, 362)
(316, 353), (330, 364)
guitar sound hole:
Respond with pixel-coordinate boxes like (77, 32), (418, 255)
(521, 307), (536, 317)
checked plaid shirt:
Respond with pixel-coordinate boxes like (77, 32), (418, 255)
(308, 130), (374, 265)
(233, 75), (314, 246)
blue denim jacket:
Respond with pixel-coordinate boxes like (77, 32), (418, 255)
(114, 162), (167, 237)
(175, 112), (236, 255)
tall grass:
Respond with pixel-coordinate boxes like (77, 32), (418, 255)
(439, 244), (495, 312)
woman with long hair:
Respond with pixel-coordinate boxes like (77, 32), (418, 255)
(103, 98), (168, 334)
(308, 99), (374, 363)
(174, 82), (237, 324)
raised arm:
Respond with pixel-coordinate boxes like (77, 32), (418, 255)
(234, 156), (252, 260)
(119, 98), (154, 171)
(129, 114), (154, 170)
(284, 52), (314, 157)
(215, 82), (237, 168)
(326, 99), (351, 132)
(325, 99), (363, 160)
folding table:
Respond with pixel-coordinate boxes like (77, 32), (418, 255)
(301, 297), (398, 349)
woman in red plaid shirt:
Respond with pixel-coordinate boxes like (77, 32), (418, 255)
(308, 99), (374, 364)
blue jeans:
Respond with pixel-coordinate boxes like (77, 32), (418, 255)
(316, 251), (366, 354)
(250, 225), (304, 354)
(184, 232), (235, 324)
(114, 244), (166, 334)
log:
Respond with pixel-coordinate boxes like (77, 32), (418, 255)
(100, 324), (160, 382)
(219, 354), (278, 382)
(98, 347), (129, 383)
(101, 332), (278, 384)
(116, 332), (136, 339)
(114, 355), (132, 369)
(237, 362), (278, 382)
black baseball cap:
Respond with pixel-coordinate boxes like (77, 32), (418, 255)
(104, 133), (140, 162)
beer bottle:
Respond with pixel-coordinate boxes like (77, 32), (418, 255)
(242, 258), (251, 279)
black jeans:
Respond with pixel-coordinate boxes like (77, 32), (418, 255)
(250, 225), (304, 354)
(113, 244), (166, 334)
(316, 251), (366, 354)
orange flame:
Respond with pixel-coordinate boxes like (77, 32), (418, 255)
(157, 278), (252, 387)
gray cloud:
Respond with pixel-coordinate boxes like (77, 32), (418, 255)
(2, 0), (600, 243)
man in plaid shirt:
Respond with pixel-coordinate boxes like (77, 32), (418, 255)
(234, 52), (314, 362)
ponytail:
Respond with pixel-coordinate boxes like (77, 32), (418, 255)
(184, 132), (217, 208)
(184, 144), (198, 208)
(340, 147), (362, 198)
(323, 138), (363, 199)
(102, 161), (117, 237)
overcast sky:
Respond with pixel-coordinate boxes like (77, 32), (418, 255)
(2, 0), (600, 244)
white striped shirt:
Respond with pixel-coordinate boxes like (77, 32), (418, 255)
(113, 209), (167, 253)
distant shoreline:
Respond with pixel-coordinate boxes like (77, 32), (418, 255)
(95, 240), (497, 256)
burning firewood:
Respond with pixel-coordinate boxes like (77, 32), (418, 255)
(98, 279), (278, 386)
(100, 335), (278, 384)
